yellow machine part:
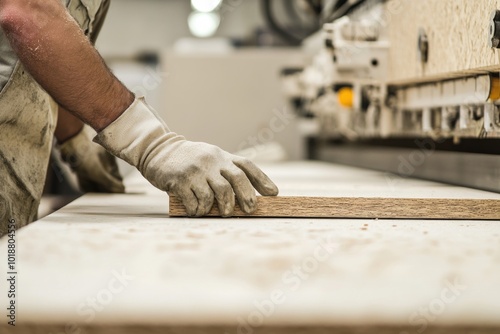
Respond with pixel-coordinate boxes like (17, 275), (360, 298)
(489, 74), (500, 101)
(338, 87), (354, 108)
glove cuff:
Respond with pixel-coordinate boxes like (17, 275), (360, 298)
(93, 97), (176, 170)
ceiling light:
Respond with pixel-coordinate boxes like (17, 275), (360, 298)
(188, 12), (221, 38)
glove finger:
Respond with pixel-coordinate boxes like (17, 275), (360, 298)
(233, 158), (279, 196)
(108, 179), (126, 193)
(78, 167), (125, 193)
(208, 176), (235, 217)
(100, 171), (126, 193)
(191, 182), (215, 217)
(99, 151), (126, 193)
(78, 177), (99, 193)
(221, 167), (256, 214)
(102, 151), (124, 182)
(173, 187), (198, 217)
(87, 176), (125, 193)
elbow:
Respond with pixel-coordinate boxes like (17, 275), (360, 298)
(0, 3), (27, 35)
(0, 0), (53, 36)
(0, 5), (39, 61)
(0, 0), (22, 34)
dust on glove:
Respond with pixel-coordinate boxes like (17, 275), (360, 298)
(94, 97), (279, 217)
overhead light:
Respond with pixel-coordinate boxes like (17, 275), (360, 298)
(188, 12), (221, 38)
(191, 0), (222, 13)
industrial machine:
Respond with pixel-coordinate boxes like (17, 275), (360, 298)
(280, 0), (500, 192)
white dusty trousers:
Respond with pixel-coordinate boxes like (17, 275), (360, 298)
(0, 0), (110, 236)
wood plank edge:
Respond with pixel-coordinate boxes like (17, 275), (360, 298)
(169, 196), (500, 220)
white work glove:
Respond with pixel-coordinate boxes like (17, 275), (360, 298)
(59, 125), (125, 193)
(94, 97), (279, 217)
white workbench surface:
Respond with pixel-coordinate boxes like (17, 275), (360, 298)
(1, 161), (500, 333)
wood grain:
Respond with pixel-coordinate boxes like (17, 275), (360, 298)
(169, 196), (500, 220)
(386, 0), (500, 83)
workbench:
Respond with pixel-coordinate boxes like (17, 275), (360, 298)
(1, 162), (500, 333)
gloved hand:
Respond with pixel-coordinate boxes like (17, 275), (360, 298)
(58, 125), (126, 193)
(94, 97), (279, 217)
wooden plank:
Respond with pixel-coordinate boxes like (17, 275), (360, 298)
(169, 196), (500, 220)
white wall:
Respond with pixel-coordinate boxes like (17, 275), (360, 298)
(96, 0), (265, 57)
(98, 1), (309, 161)
(159, 49), (307, 160)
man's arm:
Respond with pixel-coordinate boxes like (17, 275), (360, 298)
(1, 0), (128, 193)
(0, 0), (278, 216)
(0, 0), (133, 131)
(55, 107), (84, 143)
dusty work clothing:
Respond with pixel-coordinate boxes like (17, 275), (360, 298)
(0, 0), (110, 236)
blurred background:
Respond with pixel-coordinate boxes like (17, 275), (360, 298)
(43, 0), (500, 216)
(97, 0), (320, 164)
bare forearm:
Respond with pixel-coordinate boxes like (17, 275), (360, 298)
(0, 0), (133, 131)
(55, 106), (84, 143)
